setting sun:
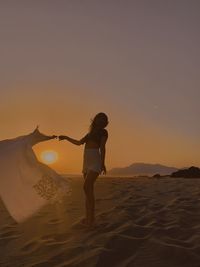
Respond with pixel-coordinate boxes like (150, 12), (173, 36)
(41, 150), (58, 164)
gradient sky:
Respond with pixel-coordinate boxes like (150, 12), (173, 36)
(1, 1), (200, 173)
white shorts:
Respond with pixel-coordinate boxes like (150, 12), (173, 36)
(82, 148), (102, 175)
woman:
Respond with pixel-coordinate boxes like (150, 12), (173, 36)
(59, 112), (109, 227)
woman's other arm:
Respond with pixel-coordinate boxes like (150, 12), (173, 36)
(100, 134), (108, 174)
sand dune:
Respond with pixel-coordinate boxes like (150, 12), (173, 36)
(1, 177), (200, 267)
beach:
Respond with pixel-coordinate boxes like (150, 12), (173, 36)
(1, 176), (200, 267)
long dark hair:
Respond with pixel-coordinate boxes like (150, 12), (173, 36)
(89, 112), (108, 133)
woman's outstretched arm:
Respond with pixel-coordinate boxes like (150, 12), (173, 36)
(59, 135), (87, 146)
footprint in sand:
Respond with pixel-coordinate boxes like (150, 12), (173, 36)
(47, 219), (63, 225)
(21, 240), (40, 253)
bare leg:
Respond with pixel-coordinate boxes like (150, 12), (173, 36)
(83, 171), (99, 226)
(82, 173), (89, 225)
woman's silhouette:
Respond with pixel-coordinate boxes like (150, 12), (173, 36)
(59, 112), (109, 227)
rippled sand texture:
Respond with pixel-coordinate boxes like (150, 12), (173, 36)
(1, 177), (200, 267)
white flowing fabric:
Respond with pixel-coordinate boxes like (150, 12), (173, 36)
(0, 129), (71, 223)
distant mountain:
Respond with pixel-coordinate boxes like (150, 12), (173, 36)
(171, 166), (200, 178)
(108, 163), (178, 176)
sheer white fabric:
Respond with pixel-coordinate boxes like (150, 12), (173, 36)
(0, 129), (70, 223)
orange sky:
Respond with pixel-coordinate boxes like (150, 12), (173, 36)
(1, 2), (200, 173)
(1, 84), (199, 174)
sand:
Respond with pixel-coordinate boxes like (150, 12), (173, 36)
(1, 176), (200, 267)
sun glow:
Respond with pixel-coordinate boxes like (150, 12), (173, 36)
(41, 150), (58, 164)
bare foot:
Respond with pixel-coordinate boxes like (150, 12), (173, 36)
(80, 217), (89, 225)
(87, 218), (96, 228)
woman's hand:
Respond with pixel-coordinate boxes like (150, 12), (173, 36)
(59, 135), (67, 141)
(101, 164), (107, 175)
(51, 135), (58, 139)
